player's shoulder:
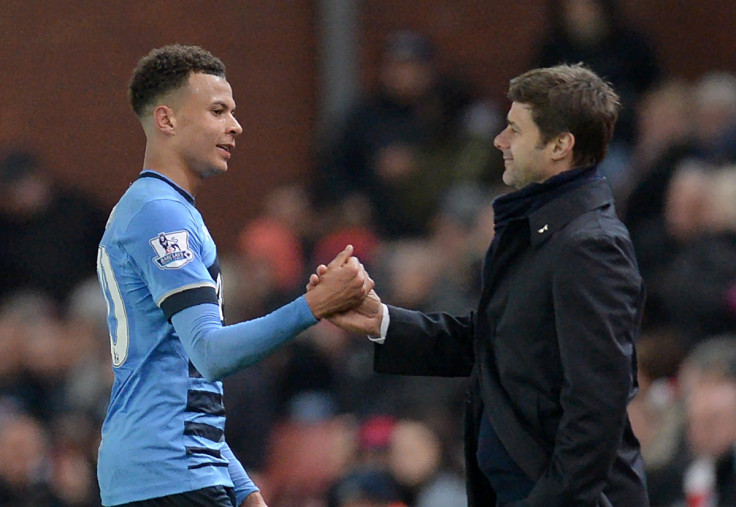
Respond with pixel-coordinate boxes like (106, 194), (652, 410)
(115, 178), (197, 227)
(126, 174), (191, 205)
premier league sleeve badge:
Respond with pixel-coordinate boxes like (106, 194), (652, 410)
(150, 231), (194, 269)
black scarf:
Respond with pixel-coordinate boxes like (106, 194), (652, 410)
(492, 166), (602, 232)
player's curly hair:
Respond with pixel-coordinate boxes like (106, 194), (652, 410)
(128, 44), (226, 118)
(508, 63), (621, 168)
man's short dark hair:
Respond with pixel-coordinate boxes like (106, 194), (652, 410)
(508, 64), (621, 168)
(128, 44), (226, 118)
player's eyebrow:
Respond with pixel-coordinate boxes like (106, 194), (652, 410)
(213, 100), (235, 111)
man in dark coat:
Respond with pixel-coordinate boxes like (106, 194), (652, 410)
(312, 64), (649, 506)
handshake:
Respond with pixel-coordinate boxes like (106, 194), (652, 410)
(303, 245), (383, 336)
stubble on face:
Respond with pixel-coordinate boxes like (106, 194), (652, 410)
(497, 102), (551, 189)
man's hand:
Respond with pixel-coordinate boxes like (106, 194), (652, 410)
(330, 289), (383, 335)
(307, 263), (383, 336)
(240, 490), (267, 507)
(304, 245), (373, 320)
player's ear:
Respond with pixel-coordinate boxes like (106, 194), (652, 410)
(153, 105), (176, 135)
(550, 132), (574, 161)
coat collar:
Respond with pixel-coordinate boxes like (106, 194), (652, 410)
(528, 178), (613, 246)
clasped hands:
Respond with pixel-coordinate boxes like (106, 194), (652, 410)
(303, 245), (383, 336)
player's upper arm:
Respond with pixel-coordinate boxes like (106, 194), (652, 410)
(122, 198), (216, 314)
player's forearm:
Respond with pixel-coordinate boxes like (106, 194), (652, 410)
(172, 296), (317, 381)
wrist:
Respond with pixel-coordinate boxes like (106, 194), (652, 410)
(304, 290), (324, 320)
(241, 490), (266, 507)
(368, 304), (389, 342)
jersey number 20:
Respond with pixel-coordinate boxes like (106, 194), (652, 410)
(97, 246), (130, 367)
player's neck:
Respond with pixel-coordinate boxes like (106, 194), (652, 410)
(143, 146), (202, 196)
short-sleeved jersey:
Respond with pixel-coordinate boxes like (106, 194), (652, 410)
(96, 171), (231, 505)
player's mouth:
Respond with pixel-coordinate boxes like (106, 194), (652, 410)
(217, 144), (234, 159)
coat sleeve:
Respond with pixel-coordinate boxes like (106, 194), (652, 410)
(374, 305), (475, 377)
(523, 232), (644, 506)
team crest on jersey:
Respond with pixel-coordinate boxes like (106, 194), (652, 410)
(150, 231), (194, 269)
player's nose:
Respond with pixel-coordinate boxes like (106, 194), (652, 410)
(229, 116), (243, 136)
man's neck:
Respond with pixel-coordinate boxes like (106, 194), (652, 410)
(142, 146), (201, 195)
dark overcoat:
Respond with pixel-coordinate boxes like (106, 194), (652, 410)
(374, 178), (650, 506)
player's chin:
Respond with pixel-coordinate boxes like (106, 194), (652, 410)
(200, 163), (228, 179)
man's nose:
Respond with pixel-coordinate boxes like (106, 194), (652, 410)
(230, 116), (243, 136)
(494, 130), (507, 150)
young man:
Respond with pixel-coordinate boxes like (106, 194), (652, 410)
(316, 64), (649, 506)
(96, 44), (372, 507)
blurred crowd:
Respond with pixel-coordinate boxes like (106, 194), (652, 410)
(2, 1), (736, 506)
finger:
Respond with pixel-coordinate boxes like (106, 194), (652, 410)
(307, 265), (327, 291)
(362, 273), (374, 294)
(306, 273), (320, 291)
(328, 244), (354, 267)
(344, 256), (360, 271)
(357, 262), (368, 279)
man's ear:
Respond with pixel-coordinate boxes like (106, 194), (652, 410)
(551, 132), (575, 161)
(153, 105), (176, 135)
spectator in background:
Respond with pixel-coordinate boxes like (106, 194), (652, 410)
(0, 291), (69, 422)
(0, 412), (61, 506)
(626, 72), (736, 212)
(62, 277), (114, 423)
(629, 160), (712, 329)
(47, 412), (101, 507)
(327, 467), (407, 507)
(659, 165), (736, 345)
(314, 29), (500, 239)
(691, 72), (736, 164)
(235, 185), (313, 317)
(326, 417), (466, 507)
(0, 285), (106, 506)
(628, 79), (694, 178)
(623, 74), (736, 330)
(259, 391), (357, 506)
(0, 150), (107, 307)
(387, 420), (466, 507)
(625, 73), (736, 231)
(622, 80), (697, 302)
(421, 183), (499, 315)
(627, 329), (689, 506)
(355, 415), (397, 470)
(680, 336), (736, 506)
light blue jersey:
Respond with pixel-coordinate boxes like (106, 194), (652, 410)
(96, 171), (241, 505)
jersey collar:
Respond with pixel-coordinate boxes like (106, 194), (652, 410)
(138, 170), (195, 205)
